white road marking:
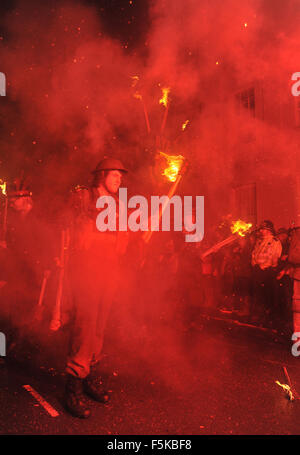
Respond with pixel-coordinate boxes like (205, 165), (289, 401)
(22, 384), (59, 417)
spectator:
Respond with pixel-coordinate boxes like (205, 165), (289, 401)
(251, 220), (282, 326)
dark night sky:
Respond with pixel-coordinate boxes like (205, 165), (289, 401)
(1, 0), (299, 225)
(0, 0), (150, 50)
(0, 0), (152, 198)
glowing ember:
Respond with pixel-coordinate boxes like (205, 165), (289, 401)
(131, 76), (143, 100)
(182, 120), (190, 131)
(159, 87), (170, 108)
(0, 179), (6, 196)
(133, 91), (142, 100)
(275, 381), (294, 401)
(160, 151), (185, 182)
(244, 22), (248, 27)
(231, 219), (252, 237)
(131, 75), (139, 87)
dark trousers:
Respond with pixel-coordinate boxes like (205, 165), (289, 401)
(252, 266), (279, 325)
(66, 249), (118, 379)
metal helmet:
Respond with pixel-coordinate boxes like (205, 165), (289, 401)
(259, 220), (275, 234)
(92, 158), (128, 174)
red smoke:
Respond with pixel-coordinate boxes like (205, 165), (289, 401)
(0, 0), (300, 391)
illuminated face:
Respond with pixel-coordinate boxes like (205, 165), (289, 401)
(104, 170), (123, 194)
(10, 196), (33, 214)
(260, 228), (272, 238)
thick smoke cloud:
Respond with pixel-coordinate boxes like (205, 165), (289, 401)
(0, 0), (299, 198)
(0, 0), (299, 390)
(0, 1), (146, 201)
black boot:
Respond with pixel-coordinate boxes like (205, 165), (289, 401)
(64, 374), (91, 418)
(83, 374), (110, 403)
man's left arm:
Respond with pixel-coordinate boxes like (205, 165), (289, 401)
(273, 239), (282, 267)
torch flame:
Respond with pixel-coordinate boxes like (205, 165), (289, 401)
(159, 87), (170, 108)
(133, 91), (142, 100)
(0, 179), (6, 196)
(131, 76), (143, 100)
(131, 75), (139, 87)
(275, 381), (294, 401)
(160, 151), (185, 182)
(182, 120), (190, 131)
(231, 219), (252, 237)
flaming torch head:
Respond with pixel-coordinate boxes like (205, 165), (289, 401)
(231, 219), (252, 237)
(182, 120), (190, 131)
(133, 92), (142, 100)
(0, 180), (6, 196)
(275, 381), (294, 401)
(131, 75), (139, 87)
(132, 76), (143, 100)
(159, 87), (170, 108)
(160, 152), (185, 182)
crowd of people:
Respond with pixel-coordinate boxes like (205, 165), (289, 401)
(173, 218), (298, 336)
(1, 164), (300, 418)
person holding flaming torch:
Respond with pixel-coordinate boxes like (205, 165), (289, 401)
(64, 157), (128, 419)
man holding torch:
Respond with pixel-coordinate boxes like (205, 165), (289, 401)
(64, 157), (128, 419)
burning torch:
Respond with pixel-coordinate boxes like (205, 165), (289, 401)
(275, 366), (300, 402)
(132, 76), (151, 134)
(201, 219), (253, 260)
(159, 87), (170, 135)
(142, 152), (187, 244)
(182, 120), (190, 131)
